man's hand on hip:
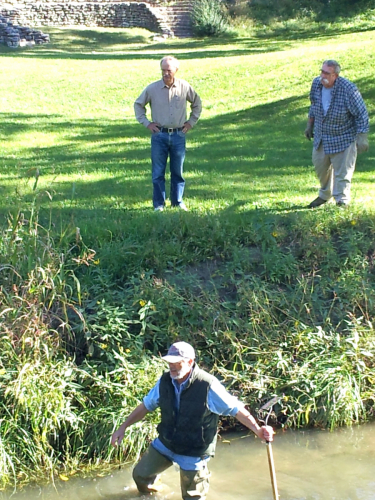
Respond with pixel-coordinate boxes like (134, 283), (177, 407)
(182, 122), (192, 134)
(356, 133), (369, 154)
(147, 123), (161, 133)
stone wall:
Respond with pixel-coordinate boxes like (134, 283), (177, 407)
(0, 2), (168, 33)
(0, 11), (50, 46)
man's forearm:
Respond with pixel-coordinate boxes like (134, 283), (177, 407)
(120, 403), (149, 430)
(187, 91), (202, 127)
(235, 408), (262, 436)
(111, 403), (150, 446)
(305, 117), (315, 140)
(235, 408), (274, 442)
(134, 99), (150, 127)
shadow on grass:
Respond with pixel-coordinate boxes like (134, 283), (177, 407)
(0, 94), (311, 211)
(1, 20), (375, 61)
(0, 33), (290, 61)
(0, 76), (374, 224)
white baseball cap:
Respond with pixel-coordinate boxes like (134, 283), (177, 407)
(162, 341), (196, 362)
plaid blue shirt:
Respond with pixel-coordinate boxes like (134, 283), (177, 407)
(308, 76), (369, 154)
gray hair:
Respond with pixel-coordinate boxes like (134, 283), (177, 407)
(323, 60), (341, 74)
(160, 55), (179, 70)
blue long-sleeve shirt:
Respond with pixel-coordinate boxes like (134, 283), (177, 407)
(308, 76), (369, 154)
(143, 373), (245, 470)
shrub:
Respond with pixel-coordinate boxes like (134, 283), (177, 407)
(191, 0), (230, 36)
(237, 0), (374, 24)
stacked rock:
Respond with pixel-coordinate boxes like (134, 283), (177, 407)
(0, 14), (50, 47)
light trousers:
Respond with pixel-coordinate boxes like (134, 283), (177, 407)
(312, 141), (357, 204)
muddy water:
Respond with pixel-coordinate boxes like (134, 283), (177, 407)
(4, 423), (375, 500)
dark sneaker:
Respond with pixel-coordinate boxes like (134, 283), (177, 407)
(336, 201), (348, 208)
(308, 197), (328, 208)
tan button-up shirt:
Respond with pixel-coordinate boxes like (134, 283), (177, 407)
(134, 78), (202, 129)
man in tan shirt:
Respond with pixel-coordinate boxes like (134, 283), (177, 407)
(134, 56), (202, 211)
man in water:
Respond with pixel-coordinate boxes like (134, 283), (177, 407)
(305, 59), (369, 208)
(111, 341), (274, 500)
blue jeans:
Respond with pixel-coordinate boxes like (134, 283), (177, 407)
(151, 130), (186, 208)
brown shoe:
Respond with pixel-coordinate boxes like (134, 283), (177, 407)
(308, 197), (328, 208)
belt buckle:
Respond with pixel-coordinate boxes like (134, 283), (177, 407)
(168, 128), (173, 134)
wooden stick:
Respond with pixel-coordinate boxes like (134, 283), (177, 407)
(266, 441), (279, 500)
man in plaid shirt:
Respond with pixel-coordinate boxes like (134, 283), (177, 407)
(305, 60), (369, 208)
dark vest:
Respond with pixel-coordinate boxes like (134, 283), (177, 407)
(157, 364), (219, 457)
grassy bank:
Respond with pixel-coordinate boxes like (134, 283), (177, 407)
(1, 20), (375, 490)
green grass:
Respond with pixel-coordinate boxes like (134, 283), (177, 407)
(1, 20), (375, 490)
(1, 26), (374, 220)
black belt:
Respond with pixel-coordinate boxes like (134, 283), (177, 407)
(159, 127), (183, 133)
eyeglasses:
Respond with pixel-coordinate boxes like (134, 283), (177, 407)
(320, 69), (335, 76)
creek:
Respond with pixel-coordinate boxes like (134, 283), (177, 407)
(3, 422), (375, 500)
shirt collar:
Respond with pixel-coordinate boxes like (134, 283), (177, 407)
(160, 78), (177, 89)
(171, 370), (192, 392)
(328, 77), (340, 98)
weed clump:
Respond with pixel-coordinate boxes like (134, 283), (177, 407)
(2, 203), (375, 488)
(192, 0), (230, 36)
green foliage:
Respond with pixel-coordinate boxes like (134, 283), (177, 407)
(236, 0), (375, 23)
(0, 322), (164, 488)
(79, 298), (143, 369)
(2, 204), (375, 488)
(213, 318), (375, 429)
(191, 0), (230, 36)
(0, 22), (375, 491)
(243, 0), (319, 23)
